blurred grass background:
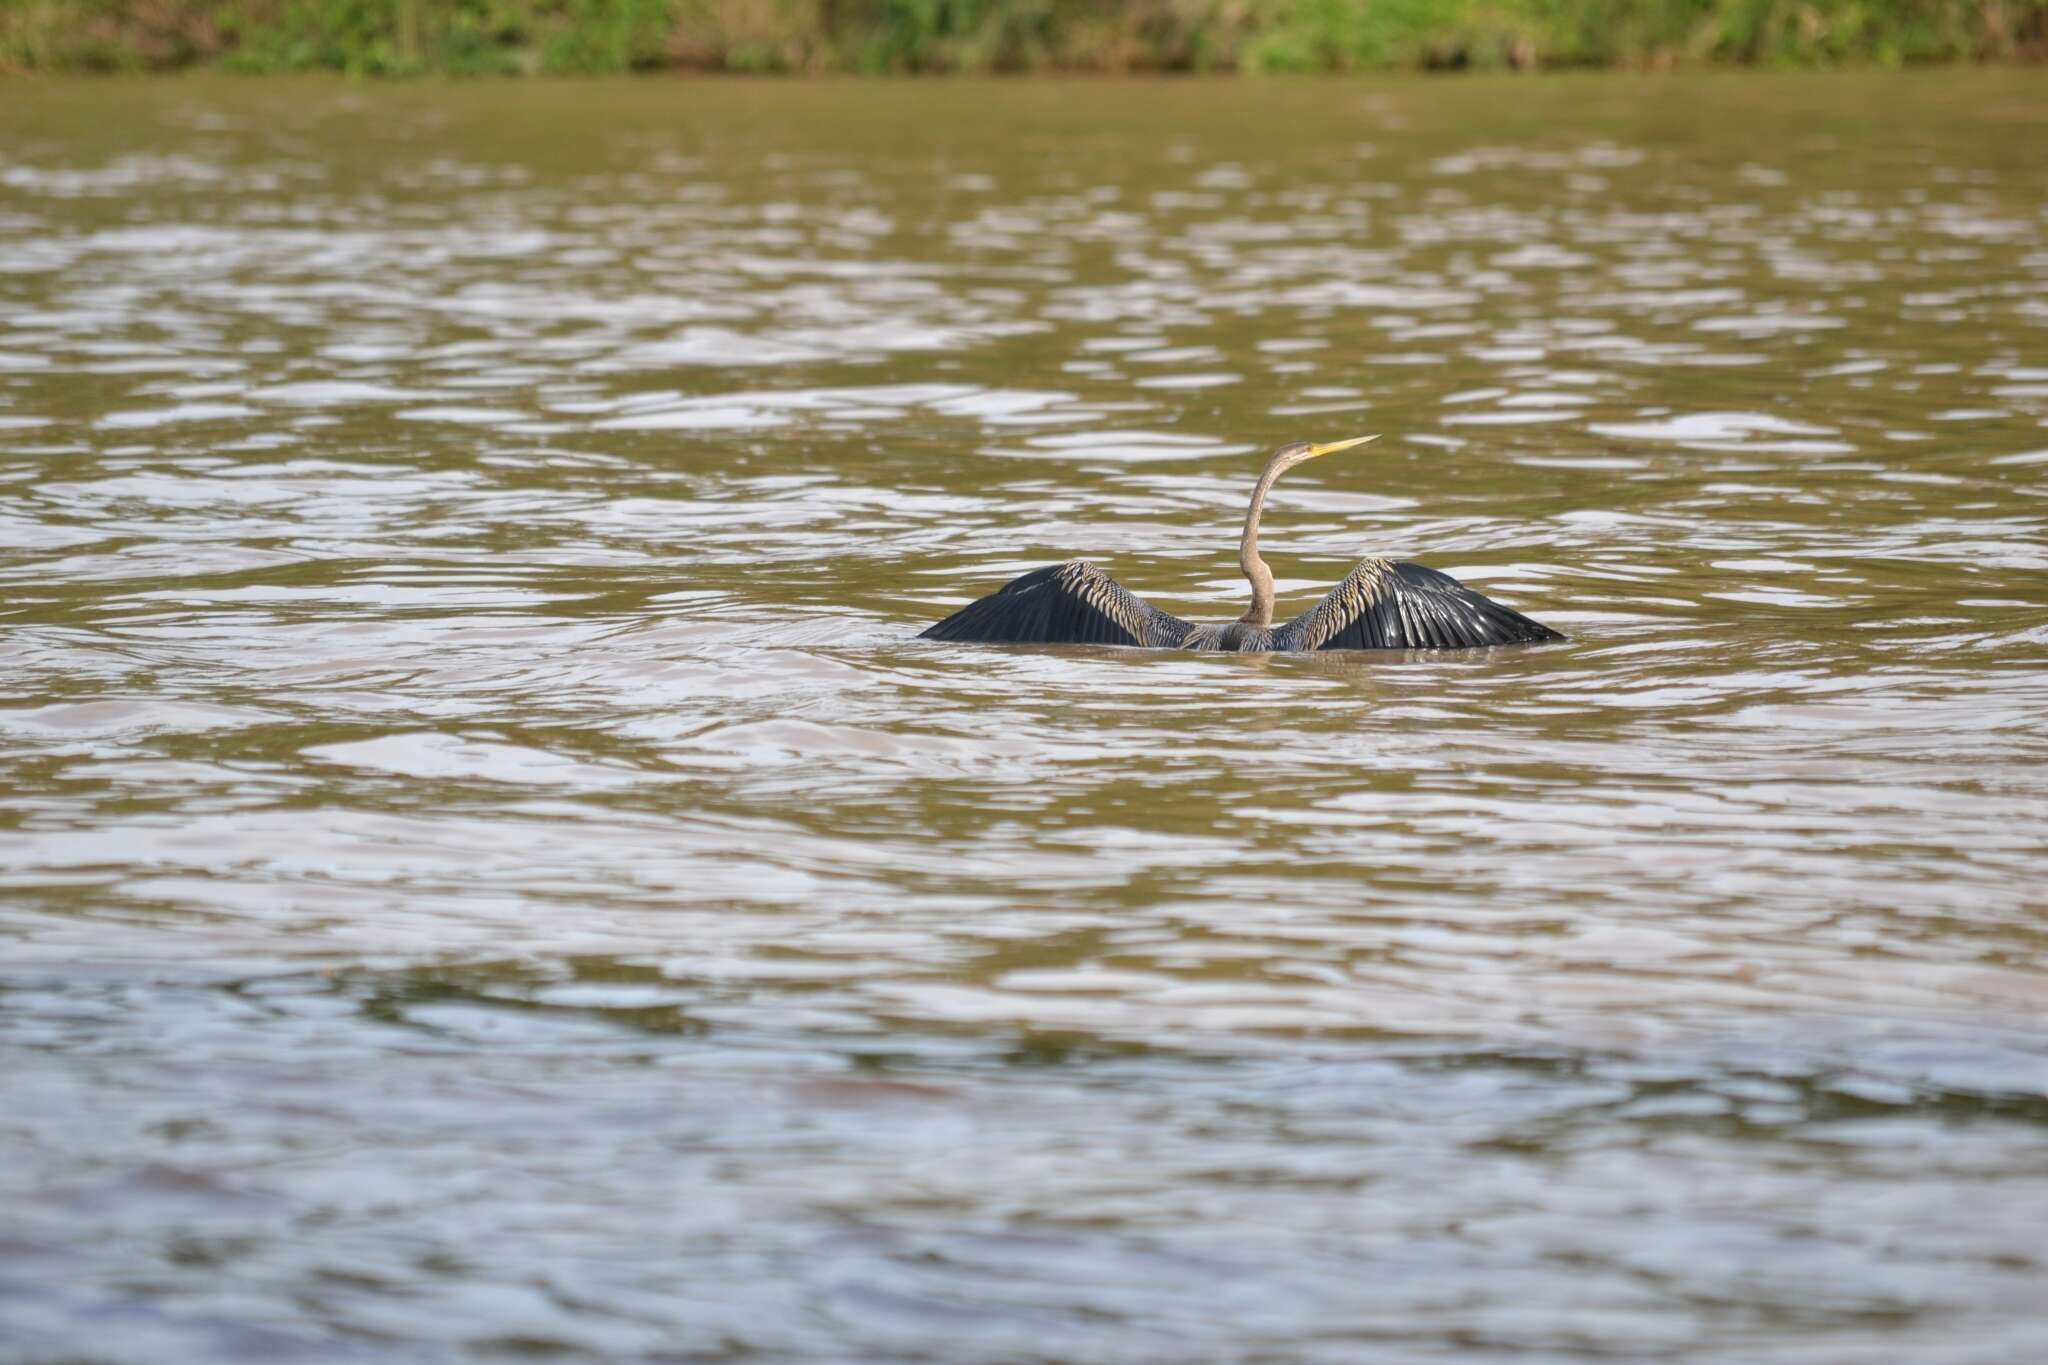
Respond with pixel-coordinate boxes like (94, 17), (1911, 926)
(2, 0), (2042, 74)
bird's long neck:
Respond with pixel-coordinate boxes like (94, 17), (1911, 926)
(1237, 457), (1286, 627)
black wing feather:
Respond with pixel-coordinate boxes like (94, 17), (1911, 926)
(919, 561), (1190, 648)
(1299, 560), (1564, 651)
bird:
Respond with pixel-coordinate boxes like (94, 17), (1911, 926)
(919, 435), (1564, 652)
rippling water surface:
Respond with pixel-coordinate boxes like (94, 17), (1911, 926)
(5, 73), (2048, 1360)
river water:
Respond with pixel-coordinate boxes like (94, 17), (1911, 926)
(3, 72), (2047, 1361)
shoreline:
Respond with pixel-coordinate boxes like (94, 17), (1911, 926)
(5, 0), (2043, 79)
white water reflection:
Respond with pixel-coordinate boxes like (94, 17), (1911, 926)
(1590, 411), (1852, 451)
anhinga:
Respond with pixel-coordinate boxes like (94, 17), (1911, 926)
(920, 435), (1563, 652)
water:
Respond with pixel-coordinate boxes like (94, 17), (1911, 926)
(4, 71), (2048, 1361)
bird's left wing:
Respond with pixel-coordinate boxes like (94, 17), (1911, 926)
(919, 560), (1192, 648)
(1286, 559), (1565, 651)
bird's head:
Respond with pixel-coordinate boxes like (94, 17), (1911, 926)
(1268, 434), (1379, 476)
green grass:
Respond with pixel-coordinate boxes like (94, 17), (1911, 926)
(1, 0), (2041, 74)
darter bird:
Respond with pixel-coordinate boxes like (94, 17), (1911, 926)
(919, 435), (1563, 652)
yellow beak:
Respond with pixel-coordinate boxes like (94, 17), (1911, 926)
(1305, 434), (1380, 459)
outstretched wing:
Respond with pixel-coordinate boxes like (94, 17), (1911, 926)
(1287, 559), (1565, 651)
(919, 560), (1193, 648)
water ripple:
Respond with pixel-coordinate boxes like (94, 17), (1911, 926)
(3, 72), (2048, 1363)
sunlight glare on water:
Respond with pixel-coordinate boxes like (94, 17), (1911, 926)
(3, 72), (2048, 1361)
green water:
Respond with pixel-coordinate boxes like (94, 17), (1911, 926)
(3, 72), (2048, 1361)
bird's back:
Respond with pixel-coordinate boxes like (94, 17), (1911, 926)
(1180, 621), (1278, 652)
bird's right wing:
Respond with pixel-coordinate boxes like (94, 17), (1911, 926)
(918, 560), (1192, 648)
(1287, 558), (1565, 650)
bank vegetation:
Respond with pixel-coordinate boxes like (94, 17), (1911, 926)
(4, 0), (2044, 75)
